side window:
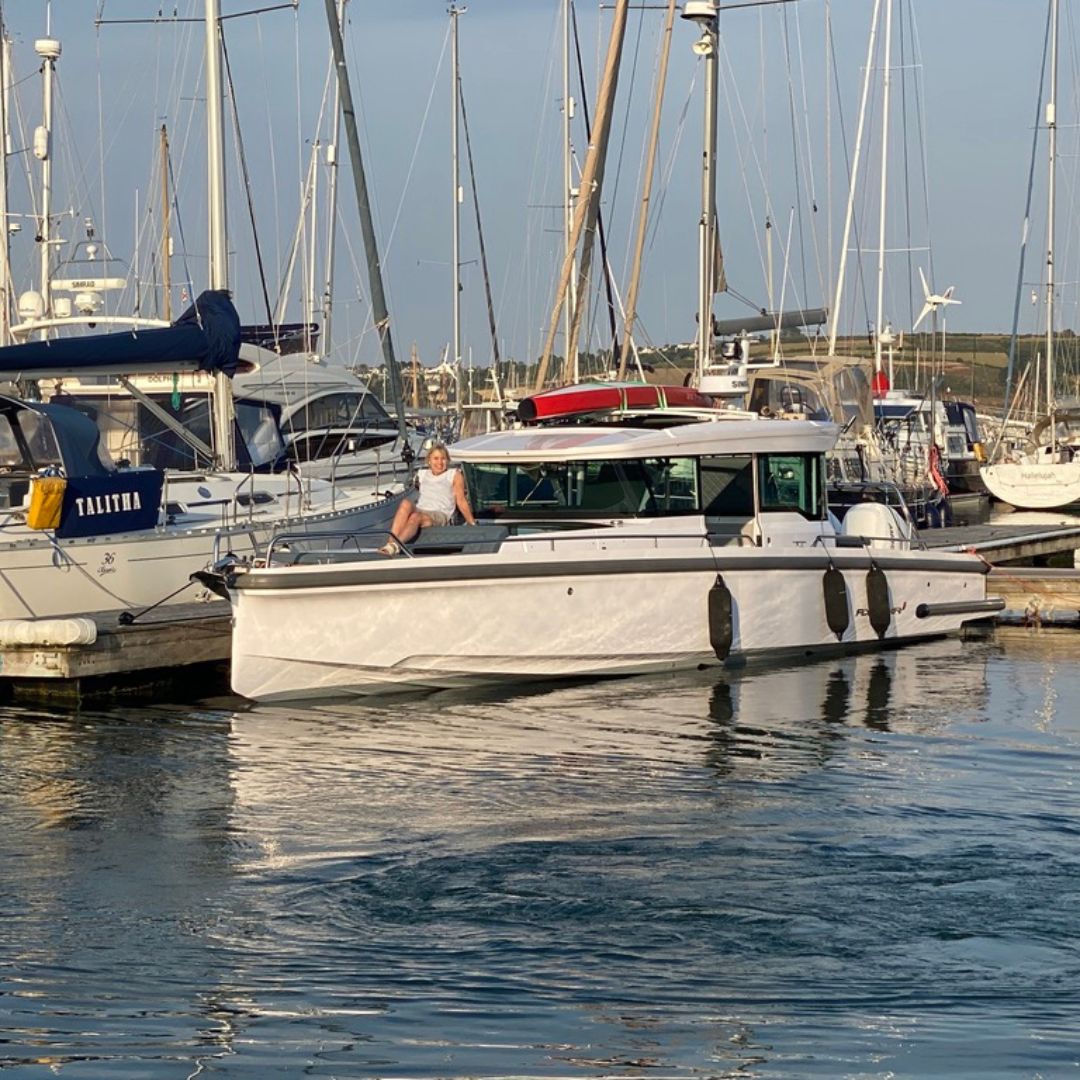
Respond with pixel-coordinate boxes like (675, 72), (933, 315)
(701, 455), (754, 515)
(19, 412), (64, 470)
(0, 415), (24, 468)
(758, 453), (824, 518)
(236, 402), (284, 467)
(360, 394), (391, 422)
(462, 462), (510, 509)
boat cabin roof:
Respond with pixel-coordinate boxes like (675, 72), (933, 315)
(451, 417), (838, 463)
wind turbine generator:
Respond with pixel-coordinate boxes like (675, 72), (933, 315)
(914, 267), (961, 378)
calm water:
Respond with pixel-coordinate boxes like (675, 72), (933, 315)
(1, 631), (1079, 1079)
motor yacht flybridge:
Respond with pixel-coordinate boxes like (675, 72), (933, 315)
(205, 383), (1000, 701)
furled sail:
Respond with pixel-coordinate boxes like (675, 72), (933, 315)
(0, 290), (242, 379)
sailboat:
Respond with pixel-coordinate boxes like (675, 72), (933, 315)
(981, 0), (1080, 510)
(0, 4), (404, 623)
(809, 0), (987, 526)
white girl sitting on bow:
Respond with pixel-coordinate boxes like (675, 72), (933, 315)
(378, 444), (476, 556)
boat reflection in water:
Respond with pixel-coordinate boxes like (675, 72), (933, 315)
(13, 635), (1074, 1080)
(225, 637), (992, 854)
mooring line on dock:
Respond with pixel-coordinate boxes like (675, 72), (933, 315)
(116, 580), (196, 626)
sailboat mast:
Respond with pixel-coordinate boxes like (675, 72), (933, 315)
(1046, 0), (1058, 444)
(563, 0), (578, 383)
(684, 1), (719, 383)
(35, 35), (60, 333)
(205, 0), (228, 291)
(828, 0), (881, 357)
(161, 125), (172, 322)
(306, 141), (319, 350)
(534, 0), (628, 391)
(874, 0), (893, 381)
(617, 0), (677, 379)
(322, 0), (410, 449)
(0, 25), (11, 346)
(203, 0), (236, 469)
(322, 0), (347, 360)
(450, 5), (464, 416)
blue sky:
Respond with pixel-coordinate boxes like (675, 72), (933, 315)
(0, 1), (1061, 375)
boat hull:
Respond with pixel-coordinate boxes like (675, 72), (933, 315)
(229, 545), (992, 701)
(981, 460), (1080, 510)
(0, 483), (403, 621)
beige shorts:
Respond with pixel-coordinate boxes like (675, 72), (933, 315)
(419, 510), (450, 526)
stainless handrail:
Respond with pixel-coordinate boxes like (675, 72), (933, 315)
(233, 471), (257, 526)
(212, 525), (261, 564)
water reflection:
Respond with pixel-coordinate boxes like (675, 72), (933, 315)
(4, 634), (1076, 1080)
(0, 704), (241, 1072)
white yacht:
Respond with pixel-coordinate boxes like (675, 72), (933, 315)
(207, 384), (1001, 702)
(46, 348), (422, 491)
(0, 390), (401, 623)
(0, 292), (403, 624)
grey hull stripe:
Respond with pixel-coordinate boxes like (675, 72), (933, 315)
(234, 551), (988, 593)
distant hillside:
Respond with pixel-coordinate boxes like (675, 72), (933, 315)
(435, 332), (1052, 409)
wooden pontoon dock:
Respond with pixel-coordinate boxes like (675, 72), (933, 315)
(0, 601), (232, 706)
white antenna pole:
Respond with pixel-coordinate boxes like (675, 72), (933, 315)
(874, 0), (893, 379)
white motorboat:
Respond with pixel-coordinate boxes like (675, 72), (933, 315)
(45, 348), (423, 492)
(232, 353), (422, 487)
(208, 384), (1001, 701)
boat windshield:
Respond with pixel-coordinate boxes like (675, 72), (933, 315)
(465, 451), (825, 521)
(464, 457), (700, 516)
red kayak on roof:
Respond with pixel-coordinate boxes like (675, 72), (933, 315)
(517, 382), (717, 423)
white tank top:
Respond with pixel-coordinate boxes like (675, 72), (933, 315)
(416, 467), (458, 518)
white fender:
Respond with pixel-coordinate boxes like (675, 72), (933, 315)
(0, 618), (98, 647)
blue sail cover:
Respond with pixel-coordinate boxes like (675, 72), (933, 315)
(57, 471), (165, 538)
(0, 289), (242, 379)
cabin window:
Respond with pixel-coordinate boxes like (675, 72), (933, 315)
(18, 412), (64, 471)
(289, 392), (392, 433)
(700, 455), (754, 516)
(0, 416), (24, 468)
(288, 432), (344, 463)
(748, 379), (830, 420)
(237, 402), (285, 468)
(285, 429), (398, 463)
(757, 453), (825, 519)
(462, 457), (700, 516)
